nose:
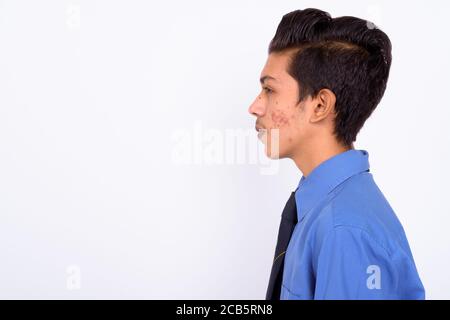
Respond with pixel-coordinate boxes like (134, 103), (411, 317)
(248, 95), (266, 117)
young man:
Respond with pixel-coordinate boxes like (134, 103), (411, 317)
(248, 8), (425, 299)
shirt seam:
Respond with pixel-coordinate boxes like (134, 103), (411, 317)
(331, 224), (393, 258)
(281, 283), (303, 299)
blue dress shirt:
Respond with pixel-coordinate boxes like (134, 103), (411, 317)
(280, 149), (425, 299)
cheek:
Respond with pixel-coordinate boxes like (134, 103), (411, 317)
(270, 107), (303, 147)
(270, 109), (290, 128)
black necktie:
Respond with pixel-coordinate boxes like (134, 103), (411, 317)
(265, 192), (298, 300)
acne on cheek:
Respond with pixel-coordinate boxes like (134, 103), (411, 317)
(270, 109), (290, 128)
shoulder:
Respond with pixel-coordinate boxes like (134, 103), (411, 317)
(308, 172), (405, 257)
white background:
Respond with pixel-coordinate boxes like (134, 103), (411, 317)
(0, 0), (449, 299)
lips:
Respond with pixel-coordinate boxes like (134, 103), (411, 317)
(256, 124), (268, 141)
(255, 123), (265, 132)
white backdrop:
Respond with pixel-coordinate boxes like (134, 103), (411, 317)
(0, 0), (449, 299)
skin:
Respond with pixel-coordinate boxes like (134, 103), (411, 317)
(248, 49), (354, 177)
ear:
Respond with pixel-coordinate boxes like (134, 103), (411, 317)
(309, 89), (336, 123)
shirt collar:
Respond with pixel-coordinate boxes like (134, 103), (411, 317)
(294, 149), (370, 222)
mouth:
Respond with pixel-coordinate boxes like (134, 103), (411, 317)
(255, 122), (267, 131)
(256, 125), (268, 141)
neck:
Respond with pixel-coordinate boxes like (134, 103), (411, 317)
(291, 139), (354, 177)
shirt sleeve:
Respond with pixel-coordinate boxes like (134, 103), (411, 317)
(313, 226), (402, 299)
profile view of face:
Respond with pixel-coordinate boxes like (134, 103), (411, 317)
(248, 50), (314, 160)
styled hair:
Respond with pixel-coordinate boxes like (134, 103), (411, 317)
(269, 8), (392, 146)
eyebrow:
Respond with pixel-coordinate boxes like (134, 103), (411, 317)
(259, 75), (277, 84)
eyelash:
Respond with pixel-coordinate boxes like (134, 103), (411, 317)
(263, 87), (273, 94)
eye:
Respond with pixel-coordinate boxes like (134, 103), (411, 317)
(263, 87), (273, 94)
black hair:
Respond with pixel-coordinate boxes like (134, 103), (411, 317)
(269, 8), (392, 146)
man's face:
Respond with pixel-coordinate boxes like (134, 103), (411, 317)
(248, 50), (313, 159)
